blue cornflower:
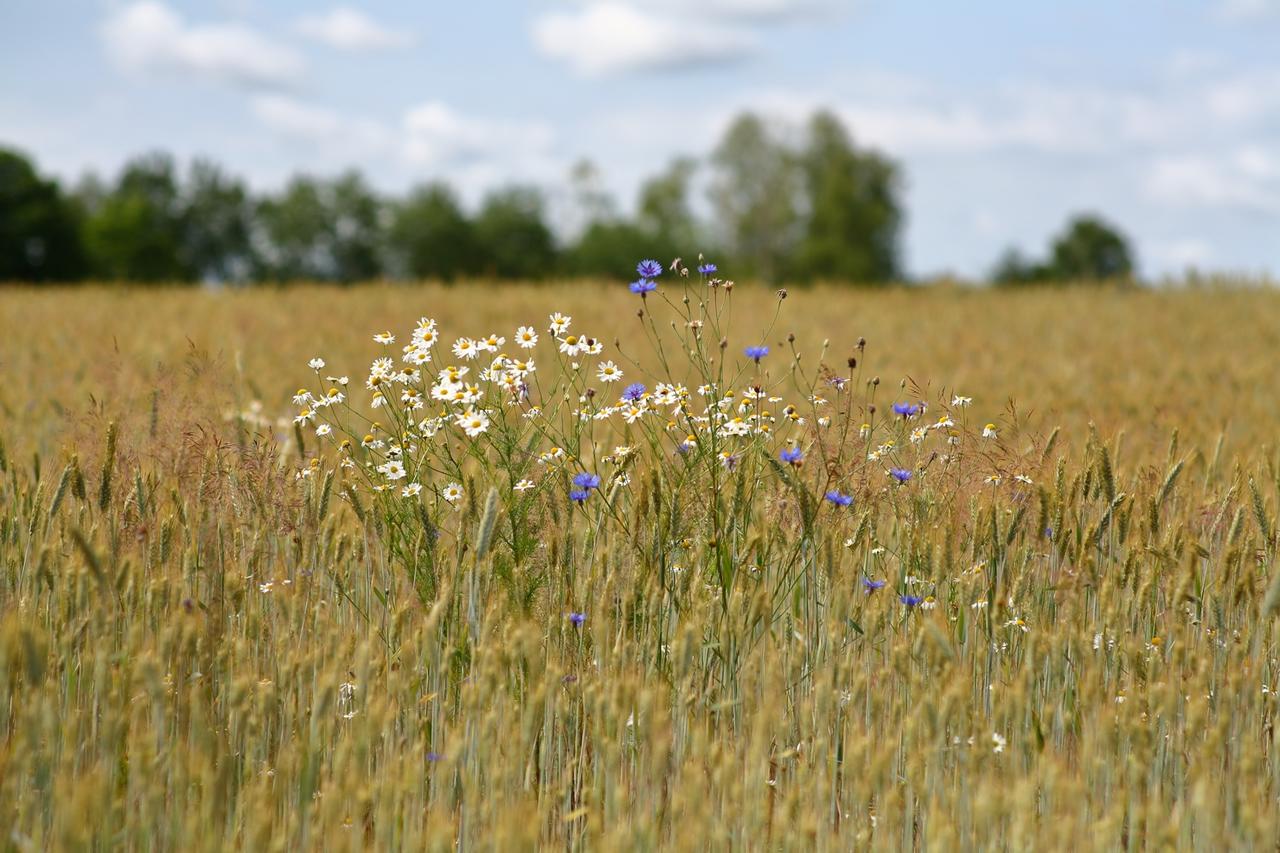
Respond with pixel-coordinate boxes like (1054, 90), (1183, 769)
(622, 382), (646, 402)
(569, 612), (587, 627)
(629, 278), (657, 295)
(863, 578), (887, 592)
(892, 402), (921, 418)
(1044, 526), (1054, 539)
(572, 472), (601, 491)
(824, 490), (854, 507)
(637, 259), (663, 278)
(900, 594), (923, 608)
(698, 262), (717, 275)
(569, 488), (590, 504)
(890, 467), (913, 484)
(426, 751), (443, 762)
(744, 345), (770, 363)
(780, 446), (804, 465)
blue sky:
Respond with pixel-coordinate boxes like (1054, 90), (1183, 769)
(4, 0), (1280, 278)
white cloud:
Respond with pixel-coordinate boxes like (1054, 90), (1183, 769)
(295, 8), (414, 52)
(402, 101), (555, 169)
(1151, 238), (1214, 270)
(247, 95), (558, 195)
(1219, 0), (1280, 19)
(629, 0), (833, 21)
(1145, 151), (1280, 213)
(101, 1), (304, 89)
(531, 2), (756, 75)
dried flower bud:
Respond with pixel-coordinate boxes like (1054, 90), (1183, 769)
(857, 337), (866, 350)
(776, 288), (788, 300)
(787, 332), (795, 343)
(847, 357), (857, 369)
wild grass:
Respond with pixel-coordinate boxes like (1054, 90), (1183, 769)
(1, 278), (1279, 850)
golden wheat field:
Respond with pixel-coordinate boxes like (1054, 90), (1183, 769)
(2, 281), (1280, 850)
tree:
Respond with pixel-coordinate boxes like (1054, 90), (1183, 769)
(84, 153), (190, 282)
(473, 187), (557, 279)
(328, 171), (384, 282)
(992, 214), (1136, 286)
(564, 220), (660, 278)
(0, 148), (89, 281)
(990, 247), (1049, 285)
(254, 176), (335, 281)
(561, 159), (668, 277)
(637, 156), (700, 261)
(708, 114), (800, 282)
(388, 182), (480, 281)
(1048, 214), (1135, 281)
(183, 159), (256, 283)
(795, 111), (901, 283)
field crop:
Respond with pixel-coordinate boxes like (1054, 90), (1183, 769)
(1, 275), (1279, 849)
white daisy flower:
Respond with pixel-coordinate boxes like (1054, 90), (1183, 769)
(514, 479), (535, 492)
(441, 482), (463, 504)
(374, 332), (395, 345)
(308, 358), (325, 370)
(402, 483), (422, 498)
(596, 361), (623, 383)
(515, 326), (539, 348)
(456, 408), (491, 437)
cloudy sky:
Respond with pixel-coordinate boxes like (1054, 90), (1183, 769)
(4, 0), (1280, 277)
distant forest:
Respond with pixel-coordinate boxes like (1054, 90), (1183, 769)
(0, 110), (1134, 285)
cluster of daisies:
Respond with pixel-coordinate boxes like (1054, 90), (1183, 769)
(289, 258), (1020, 509)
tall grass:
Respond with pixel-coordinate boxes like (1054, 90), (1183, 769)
(0, 276), (1278, 849)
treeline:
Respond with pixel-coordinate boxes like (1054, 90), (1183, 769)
(0, 108), (1136, 285)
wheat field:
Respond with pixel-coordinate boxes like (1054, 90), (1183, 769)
(1, 280), (1279, 850)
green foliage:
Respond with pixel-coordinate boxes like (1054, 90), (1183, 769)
(182, 159), (256, 282)
(388, 183), (481, 281)
(709, 113), (802, 282)
(0, 148), (89, 282)
(994, 213), (1136, 285)
(795, 111), (901, 283)
(473, 186), (558, 278)
(84, 152), (190, 282)
(255, 171), (384, 283)
(1050, 214), (1136, 280)
(708, 111), (904, 284)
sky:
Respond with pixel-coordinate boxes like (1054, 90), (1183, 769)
(3, 0), (1280, 278)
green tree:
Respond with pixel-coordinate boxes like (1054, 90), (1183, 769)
(637, 156), (700, 261)
(388, 182), (480, 281)
(1048, 214), (1135, 281)
(473, 186), (557, 279)
(990, 247), (1049, 285)
(562, 159), (665, 277)
(183, 159), (256, 283)
(993, 214), (1137, 286)
(255, 176), (334, 281)
(795, 111), (901, 283)
(708, 113), (800, 282)
(84, 152), (190, 282)
(565, 220), (659, 278)
(328, 171), (384, 282)
(0, 147), (89, 281)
